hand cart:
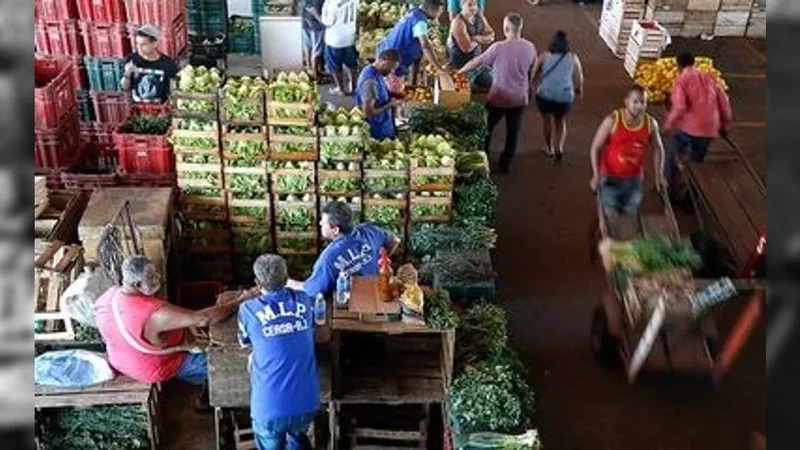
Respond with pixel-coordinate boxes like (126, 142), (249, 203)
(590, 187), (766, 384)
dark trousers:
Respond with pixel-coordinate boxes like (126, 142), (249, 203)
(485, 104), (525, 170)
(665, 130), (713, 184)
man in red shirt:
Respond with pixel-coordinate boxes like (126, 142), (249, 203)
(94, 255), (254, 408)
(663, 51), (733, 185)
(589, 86), (667, 216)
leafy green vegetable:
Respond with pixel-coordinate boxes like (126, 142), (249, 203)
(278, 207), (314, 231)
(275, 173), (312, 193)
(223, 76), (267, 121)
(119, 115), (170, 135)
(39, 405), (150, 450)
(409, 103), (487, 153)
(455, 177), (498, 224)
(320, 140), (363, 162)
(231, 206), (268, 223)
(320, 177), (360, 194)
(232, 229), (269, 255)
(280, 237), (315, 251)
(422, 251), (494, 285)
(449, 363), (525, 434)
(225, 134), (264, 162)
(410, 219), (497, 256)
(272, 142), (313, 153)
(456, 301), (508, 367)
(609, 236), (703, 274)
(364, 204), (402, 225)
(364, 176), (407, 192)
(227, 173), (266, 199)
(269, 71), (317, 103)
(424, 288), (457, 329)
(171, 119), (217, 148)
(411, 203), (448, 219)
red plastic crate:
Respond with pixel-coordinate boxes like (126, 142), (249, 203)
(132, 103), (171, 116)
(114, 121), (174, 175)
(91, 91), (131, 125)
(35, 110), (81, 170)
(80, 121), (116, 147)
(80, 21), (130, 57)
(127, 14), (187, 59)
(35, 58), (78, 130)
(35, 20), (83, 56)
(77, 0), (125, 23)
(35, 0), (78, 21)
(124, 0), (183, 26)
(37, 54), (86, 90)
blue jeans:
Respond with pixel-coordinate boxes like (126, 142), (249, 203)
(325, 45), (359, 73)
(599, 176), (643, 217)
(175, 352), (208, 385)
(665, 130), (712, 184)
(252, 412), (317, 450)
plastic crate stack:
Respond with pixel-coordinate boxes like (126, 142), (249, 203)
(35, 57), (81, 188)
(187, 0), (228, 61)
(228, 15), (256, 54)
(124, 0), (188, 59)
(220, 75), (272, 281)
(266, 72), (321, 258)
(171, 68), (233, 281)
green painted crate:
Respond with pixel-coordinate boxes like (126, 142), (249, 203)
(85, 57), (125, 92)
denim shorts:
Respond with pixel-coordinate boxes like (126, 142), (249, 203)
(302, 28), (324, 56)
(599, 176), (643, 217)
(325, 45), (359, 73)
(175, 352), (208, 385)
(252, 412), (317, 450)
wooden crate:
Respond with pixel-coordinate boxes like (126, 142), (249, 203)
(434, 75), (470, 110)
(222, 126), (269, 161)
(267, 99), (316, 126)
(181, 193), (228, 222)
(343, 404), (432, 450)
(276, 230), (319, 255)
(271, 166), (318, 195)
(318, 169), (362, 197)
(362, 196), (408, 228)
(35, 191), (87, 245)
(227, 194), (271, 227)
(274, 196), (318, 230)
(644, 6), (685, 35)
(410, 160), (455, 192)
(220, 88), (266, 126)
(686, 0), (720, 10)
(681, 10), (716, 36)
(646, 0), (689, 9)
(176, 149), (224, 191)
(624, 21), (670, 77)
(714, 10), (750, 36)
(35, 378), (163, 450)
(363, 168), (409, 194)
(170, 88), (219, 120)
(410, 193), (453, 223)
(183, 228), (232, 255)
(34, 241), (84, 341)
(231, 226), (273, 264)
(719, 0), (753, 10)
(319, 134), (364, 162)
(223, 163), (270, 200)
(171, 124), (220, 153)
(35, 176), (49, 218)
(268, 126), (319, 161)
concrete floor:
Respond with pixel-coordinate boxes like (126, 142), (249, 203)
(164, 1), (766, 448)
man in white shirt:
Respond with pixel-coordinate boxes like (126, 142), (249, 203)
(313, 0), (360, 95)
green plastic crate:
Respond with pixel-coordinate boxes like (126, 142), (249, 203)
(85, 57), (125, 92)
(77, 90), (95, 122)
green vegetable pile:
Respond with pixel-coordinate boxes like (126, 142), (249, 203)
(177, 151), (218, 164)
(422, 251), (494, 286)
(413, 174), (452, 187)
(232, 229), (269, 255)
(39, 405), (150, 450)
(269, 71), (317, 103)
(609, 236), (703, 275)
(276, 173), (313, 193)
(411, 202), (448, 219)
(409, 134), (455, 168)
(410, 218), (497, 256)
(423, 287), (457, 330)
(171, 119), (217, 148)
(320, 176), (360, 194)
(364, 138), (408, 169)
(456, 301), (508, 366)
(230, 206), (268, 224)
(224, 127), (265, 162)
(364, 204), (403, 225)
(454, 177), (498, 225)
(175, 65), (223, 113)
(278, 207), (314, 231)
(319, 105), (366, 137)
(181, 168), (220, 187)
(365, 176), (407, 192)
(409, 103), (487, 153)
(273, 125), (314, 136)
(456, 151), (490, 180)
(321, 140), (363, 162)
(118, 115), (170, 135)
(223, 76), (267, 122)
(226, 172), (266, 199)
(272, 141), (313, 154)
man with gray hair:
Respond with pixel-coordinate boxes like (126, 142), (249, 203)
(94, 255), (248, 407)
(457, 12), (537, 173)
(238, 254), (320, 450)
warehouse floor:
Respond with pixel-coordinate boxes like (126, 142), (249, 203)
(163, 1), (766, 448)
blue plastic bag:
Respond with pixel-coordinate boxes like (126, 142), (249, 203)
(34, 350), (115, 388)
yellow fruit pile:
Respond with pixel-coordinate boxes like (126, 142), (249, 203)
(634, 56), (729, 104)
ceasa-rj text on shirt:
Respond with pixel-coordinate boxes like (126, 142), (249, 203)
(334, 243), (374, 275)
(255, 300), (310, 338)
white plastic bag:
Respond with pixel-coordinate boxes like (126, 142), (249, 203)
(34, 350), (114, 388)
(60, 266), (115, 328)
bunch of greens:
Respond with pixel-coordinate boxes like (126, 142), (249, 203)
(232, 229), (269, 255)
(225, 133), (264, 162)
(320, 177), (360, 194)
(171, 119), (217, 148)
(228, 173), (266, 199)
(278, 207), (314, 231)
(274, 125), (314, 136)
(422, 251), (494, 285)
(276, 173), (312, 193)
(39, 405), (150, 450)
(411, 203), (448, 219)
(456, 301), (508, 367)
(423, 288), (457, 330)
(178, 152), (217, 164)
(408, 103), (487, 153)
(175, 65), (222, 113)
(410, 219), (497, 256)
(364, 176), (407, 192)
(182, 170), (220, 187)
(230, 206), (268, 224)
(364, 138), (408, 169)
(272, 142), (312, 153)
(413, 174), (452, 186)
(223, 76), (267, 121)
(269, 71), (316, 103)
(318, 105), (365, 136)
(119, 115), (170, 135)
(609, 236), (703, 275)
(456, 151), (490, 179)
(364, 204), (402, 225)
(454, 177), (498, 224)
(321, 140), (363, 162)
(409, 134), (455, 167)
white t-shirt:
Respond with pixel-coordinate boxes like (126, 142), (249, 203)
(321, 0), (359, 48)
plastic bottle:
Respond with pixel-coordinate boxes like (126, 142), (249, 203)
(377, 248), (393, 302)
(314, 293), (327, 326)
(335, 271), (351, 308)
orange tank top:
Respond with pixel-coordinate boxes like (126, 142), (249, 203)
(600, 109), (651, 179)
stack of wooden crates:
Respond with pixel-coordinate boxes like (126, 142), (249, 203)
(624, 20), (671, 77)
(599, 0), (647, 58)
(644, 0), (766, 38)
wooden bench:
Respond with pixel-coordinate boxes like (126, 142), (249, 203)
(35, 376), (163, 450)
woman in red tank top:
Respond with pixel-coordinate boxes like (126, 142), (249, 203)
(589, 86), (667, 217)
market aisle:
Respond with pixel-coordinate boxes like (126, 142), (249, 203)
(484, 1), (765, 449)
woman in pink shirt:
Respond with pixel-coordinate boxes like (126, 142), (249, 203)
(663, 51), (733, 185)
(457, 13), (536, 173)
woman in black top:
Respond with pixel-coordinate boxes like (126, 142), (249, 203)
(447, 0), (494, 89)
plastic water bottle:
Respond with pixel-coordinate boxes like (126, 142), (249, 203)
(314, 293), (327, 326)
(335, 271), (351, 308)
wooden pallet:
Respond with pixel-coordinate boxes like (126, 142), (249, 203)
(409, 193), (452, 223)
(34, 241), (84, 341)
(345, 404), (431, 450)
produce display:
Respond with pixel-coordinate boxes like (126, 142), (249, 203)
(229, 205), (269, 225)
(175, 65), (223, 113)
(456, 151), (490, 180)
(454, 177), (498, 225)
(422, 287), (458, 330)
(319, 105), (365, 136)
(404, 86), (433, 103)
(224, 126), (265, 162)
(421, 251), (494, 286)
(319, 171), (361, 194)
(634, 56), (728, 104)
(358, 1), (408, 30)
(364, 138), (408, 169)
(269, 71), (317, 104)
(364, 175), (407, 192)
(409, 134), (455, 188)
(117, 115), (170, 135)
(410, 219), (497, 255)
(356, 29), (389, 60)
(601, 236), (702, 275)
(451, 72), (470, 93)
(225, 169), (267, 200)
(364, 202), (404, 224)
(222, 76), (267, 122)
(171, 119), (217, 148)
(410, 200), (449, 220)
(232, 229), (270, 255)
(409, 103), (487, 153)
(276, 198), (316, 231)
(38, 405), (150, 450)
(271, 161), (315, 193)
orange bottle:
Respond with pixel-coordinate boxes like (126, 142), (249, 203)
(377, 248), (393, 302)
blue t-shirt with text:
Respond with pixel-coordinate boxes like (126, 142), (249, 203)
(304, 223), (391, 298)
(238, 289), (320, 420)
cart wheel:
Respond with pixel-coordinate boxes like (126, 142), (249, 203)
(591, 305), (621, 368)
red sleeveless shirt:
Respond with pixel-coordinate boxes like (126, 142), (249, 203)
(600, 109), (652, 179)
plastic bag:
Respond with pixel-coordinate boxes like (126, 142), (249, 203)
(34, 350), (115, 388)
(60, 266), (115, 328)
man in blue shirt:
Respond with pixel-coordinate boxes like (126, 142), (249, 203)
(287, 201), (402, 298)
(238, 254), (320, 450)
(376, 0), (447, 85)
(355, 49), (401, 140)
